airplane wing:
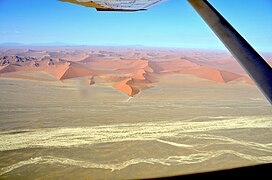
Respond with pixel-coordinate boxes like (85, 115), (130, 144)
(59, 0), (168, 11)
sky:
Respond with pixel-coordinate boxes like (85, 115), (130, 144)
(0, 0), (271, 52)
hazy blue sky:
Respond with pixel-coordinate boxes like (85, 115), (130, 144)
(0, 0), (271, 52)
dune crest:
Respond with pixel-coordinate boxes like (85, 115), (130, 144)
(113, 78), (140, 97)
(46, 62), (95, 80)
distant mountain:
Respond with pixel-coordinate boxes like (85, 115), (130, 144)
(0, 42), (25, 46)
(0, 42), (74, 47)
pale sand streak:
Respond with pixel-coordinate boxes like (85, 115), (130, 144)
(0, 116), (271, 151)
(180, 134), (272, 153)
(156, 139), (193, 148)
(1, 150), (272, 176)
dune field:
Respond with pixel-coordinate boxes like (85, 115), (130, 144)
(0, 46), (271, 179)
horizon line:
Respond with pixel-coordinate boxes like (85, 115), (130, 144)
(0, 42), (271, 54)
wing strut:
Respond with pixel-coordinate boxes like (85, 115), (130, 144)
(188, 0), (272, 104)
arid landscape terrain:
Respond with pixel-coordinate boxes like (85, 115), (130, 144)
(0, 46), (271, 179)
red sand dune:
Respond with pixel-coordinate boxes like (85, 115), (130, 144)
(178, 66), (234, 83)
(151, 60), (253, 84)
(87, 59), (151, 70)
(132, 69), (146, 80)
(177, 66), (253, 84)
(45, 62), (95, 80)
(0, 64), (17, 74)
(220, 71), (243, 82)
(103, 75), (132, 82)
(63, 55), (89, 62)
(113, 78), (140, 97)
(0, 51), (258, 96)
(153, 59), (200, 72)
(44, 62), (71, 80)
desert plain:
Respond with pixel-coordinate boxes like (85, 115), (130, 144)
(0, 46), (271, 179)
